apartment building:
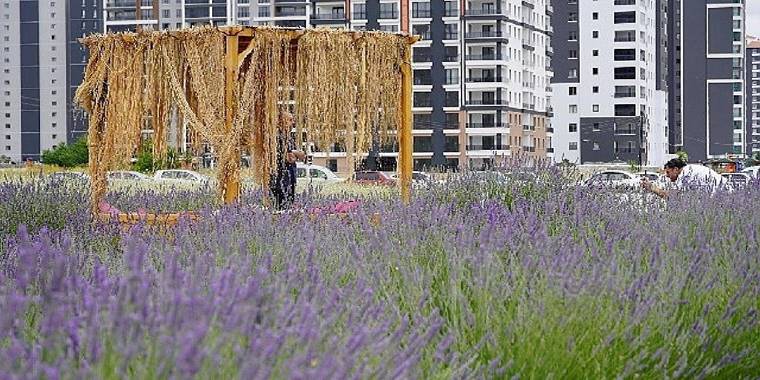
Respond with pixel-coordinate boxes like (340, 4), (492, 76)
(550, 0), (668, 166)
(668, 0), (746, 161)
(747, 36), (760, 156)
(0, 0), (100, 162)
(235, 0), (553, 172)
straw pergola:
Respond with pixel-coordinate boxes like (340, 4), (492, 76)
(75, 25), (418, 214)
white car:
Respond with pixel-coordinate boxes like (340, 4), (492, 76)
(50, 171), (90, 182)
(584, 170), (640, 189)
(153, 169), (210, 185)
(295, 163), (344, 186)
(741, 166), (760, 178)
(107, 170), (152, 181)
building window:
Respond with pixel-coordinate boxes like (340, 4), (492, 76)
(569, 87), (577, 96)
(592, 67), (598, 75)
(176, 9), (181, 17)
(592, 31), (598, 38)
(569, 105), (578, 113)
(593, 122), (600, 131)
(569, 142), (578, 150)
(614, 48), (636, 61)
(569, 49), (578, 59)
(593, 50), (598, 56)
(52, 134), (57, 139)
(568, 31), (577, 41)
(52, 122), (57, 128)
(593, 142), (600, 151)
(4, 135), (10, 140)
(592, 105), (599, 112)
(162, 9), (170, 18)
(592, 12), (598, 20)
(569, 123), (577, 132)
(593, 86), (599, 93)
(614, 11), (635, 24)
(569, 69), (578, 78)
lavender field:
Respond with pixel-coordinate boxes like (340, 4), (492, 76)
(1, 169), (759, 378)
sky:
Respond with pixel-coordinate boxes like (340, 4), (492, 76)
(748, 0), (760, 38)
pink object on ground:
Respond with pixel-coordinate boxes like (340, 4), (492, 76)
(98, 200), (121, 216)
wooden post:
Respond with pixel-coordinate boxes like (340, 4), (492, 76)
(398, 43), (413, 204)
(223, 34), (241, 204)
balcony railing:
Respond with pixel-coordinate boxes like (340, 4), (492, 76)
(467, 123), (507, 128)
(546, 127), (554, 133)
(615, 129), (637, 135)
(444, 55), (459, 62)
(467, 144), (508, 150)
(312, 12), (345, 19)
(522, 124), (535, 131)
(466, 8), (500, 16)
(352, 12), (366, 19)
(465, 54), (502, 60)
(522, 146), (536, 152)
(614, 92), (636, 98)
(444, 8), (459, 17)
(465, 31), (504, 38)
(106, 0), (152, 7)
(466, 100), (504, 105)
(412, 10), (431, 18)
(466, 77), (500, 83)
(615, 148), (636, 153)
(413, 55), (431, 62)
(277, 9), (307, 16)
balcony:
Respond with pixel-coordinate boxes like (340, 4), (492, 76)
(614, 92), (636, 98)
(465, 31), (506, 39)
(411, 10), (431, 18)
(547, 147), (554, 153)
(522, 146), (536, 153)
(546, 127), (554, 133)
(522, 124), (535, 131)
(276, 9), (307, 16)
(468, 123), (507, 128)
(311, 12), (345, 20)
(444, 55), (459, 62)
(465, 54), (503, 61)
(106, 0), (152, 8)
(522, 0), (534, 9)
(379, 11), (398, 19)
(466, 100), (505, 106)
(546, 4), (553, 15)
(466, 76), (501, 83)
(352, 12), (366, 19)
(467, 144), (508, 150)
(465, 8), (501, 16)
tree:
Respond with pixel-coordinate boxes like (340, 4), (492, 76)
(675, 150), (689, 163)
(41, 137), (88, 167)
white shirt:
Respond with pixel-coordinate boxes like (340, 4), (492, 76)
(675, 164), (726, 190)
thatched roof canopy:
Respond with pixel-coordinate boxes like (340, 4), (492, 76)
(75, 25), (417, 210)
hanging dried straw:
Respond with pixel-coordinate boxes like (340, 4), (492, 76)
(75, 26), (411, 212)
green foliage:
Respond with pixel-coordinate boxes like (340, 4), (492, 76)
(40, 136), (88, 167)
(675, 150), (689, 163)
(132, 140), (181, 173)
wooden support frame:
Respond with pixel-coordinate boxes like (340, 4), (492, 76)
(398, 44), (413, 204)
(222, 34), (241, 204)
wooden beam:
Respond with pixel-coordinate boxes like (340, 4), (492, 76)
(398, 43), (413, 204)
(222, 34), (241, 204)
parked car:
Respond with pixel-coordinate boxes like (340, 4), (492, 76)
(390, 171), (443, 188)
(721, 172), (751, 188)
(741, 166), (760, 178)
(153, 169), (210, 185)
(107, 170), (152, 181)
(583, 170), (640, 189)
(352, 171), (396, 186)
(636, 172), (660, 182)
(295, 163), (344, 186)
(50, 171), (90, 182)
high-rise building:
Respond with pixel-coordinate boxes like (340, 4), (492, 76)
(0, 0), (101, 162)
(236, 0), (554, 172)
(550, 0), (668, 166)
(747, 36), (760, 156)
(668, 0), (746, 161)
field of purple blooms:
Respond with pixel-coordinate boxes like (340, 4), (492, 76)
(1, 169), (759, 378)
